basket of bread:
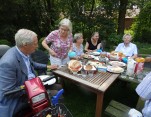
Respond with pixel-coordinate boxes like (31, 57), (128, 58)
(108, 51), (125, 60)
(68, 60), (82, 74)
(110, 51), (125, 57)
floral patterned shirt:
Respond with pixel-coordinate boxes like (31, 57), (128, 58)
(45, 30), (73, 59)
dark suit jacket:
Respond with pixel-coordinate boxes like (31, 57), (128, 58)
(0, 47), (47, 117)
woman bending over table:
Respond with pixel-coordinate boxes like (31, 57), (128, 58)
(72, 33), (84, 59)
(84, 32), (102, 52)
(42, 18), (73, 66)
(115, 34), (138, 59)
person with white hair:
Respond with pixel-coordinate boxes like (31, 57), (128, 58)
(72, 33), (84, 59)
(115, 34), (138, 59)
(136, 72), (151, 117)
(0, 29), (58, 117)
(42, 18), (73, 66)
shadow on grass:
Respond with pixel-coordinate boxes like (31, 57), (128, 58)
(63, 80), (139, 117)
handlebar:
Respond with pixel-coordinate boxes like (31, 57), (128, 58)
(52, 89), (64, 106)
(38, 75), (56, 82)
(4, 85), (25, 96)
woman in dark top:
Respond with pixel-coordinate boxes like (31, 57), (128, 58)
(85, 32), (102, 52)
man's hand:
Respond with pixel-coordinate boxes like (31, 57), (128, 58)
(47, 65), (58, 70)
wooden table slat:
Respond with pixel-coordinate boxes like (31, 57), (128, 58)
(53, 65), (119, 117)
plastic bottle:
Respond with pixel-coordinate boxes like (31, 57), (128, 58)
(126, 58), (136, 77)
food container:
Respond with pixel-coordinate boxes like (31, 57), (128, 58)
(97, 66), (107, 72)
(134, 62), (144, 75)
(100, 52), (107, 58)
(84, 65), (96, 77)
(134, 57), (145, 75)
(68, 60), (82, 74)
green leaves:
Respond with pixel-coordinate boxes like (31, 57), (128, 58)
(133, 1), (151, 43)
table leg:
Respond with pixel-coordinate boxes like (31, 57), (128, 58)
(95, 92), (104, 117)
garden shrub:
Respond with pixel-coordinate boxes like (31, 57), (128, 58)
(132, 2), (151, 43)
(107, 33), (123, 50)
(38, 37), (46, 51)
(0, 39), (11, 46)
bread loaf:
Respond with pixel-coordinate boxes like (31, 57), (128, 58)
(145, 57), (151, 62)
(68, 60), (82, 72)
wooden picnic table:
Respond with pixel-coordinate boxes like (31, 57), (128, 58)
(53, 65), (119, 117)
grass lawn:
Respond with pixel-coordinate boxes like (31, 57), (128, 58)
(63, 80), (139, 117)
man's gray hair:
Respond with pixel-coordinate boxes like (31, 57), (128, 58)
(74, 33), (83, 42)
(59, 18), (72, 34)
(15, 29), (37, 47)
(123, 34), (132, 40)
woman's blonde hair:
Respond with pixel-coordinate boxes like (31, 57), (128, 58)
(59, 18), (72, 34)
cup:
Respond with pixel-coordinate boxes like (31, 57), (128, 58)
(88, 70), (94, 77)
(100, 52), (107, 58)
(81, 69), (87, 78)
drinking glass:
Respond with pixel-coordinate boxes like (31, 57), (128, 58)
(81, 69), (87, 78)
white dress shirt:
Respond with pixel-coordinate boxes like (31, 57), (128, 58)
(136, 72), (151, 117)
(115, 42), (138, 57)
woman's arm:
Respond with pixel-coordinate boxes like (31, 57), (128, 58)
(132, 54), (138, 59)
(42, 39), (57, 56)
(69, 43), (73, 52)
(84, 42), (90, 52)
(42, 39), (50, 52)
(97, 43), (102, 50)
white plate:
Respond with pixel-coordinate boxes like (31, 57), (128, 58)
(90, 52), (100, 56)
(109, 61), (126, 67)
(107, 66), (124, 73)
(87, 61), (104, 68)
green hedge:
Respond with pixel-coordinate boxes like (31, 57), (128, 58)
(0, 39), (11, 46)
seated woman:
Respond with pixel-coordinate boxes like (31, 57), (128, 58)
(136, 72), (151, 116)
(115, 34), (138, 59)
(84, 32), (102, 52)
(72, 33), (84, 59)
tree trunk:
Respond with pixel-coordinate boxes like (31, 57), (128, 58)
(117, 0), (128, 35)
(89, 0), (95, 17)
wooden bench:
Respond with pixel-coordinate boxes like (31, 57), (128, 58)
(105, 100), (131, 117)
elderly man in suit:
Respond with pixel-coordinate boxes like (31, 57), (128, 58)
(0, 29), (58, 117)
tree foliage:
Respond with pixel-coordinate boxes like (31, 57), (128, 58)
(0, 0), (150, 48)
(132, 1), (151, 43)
